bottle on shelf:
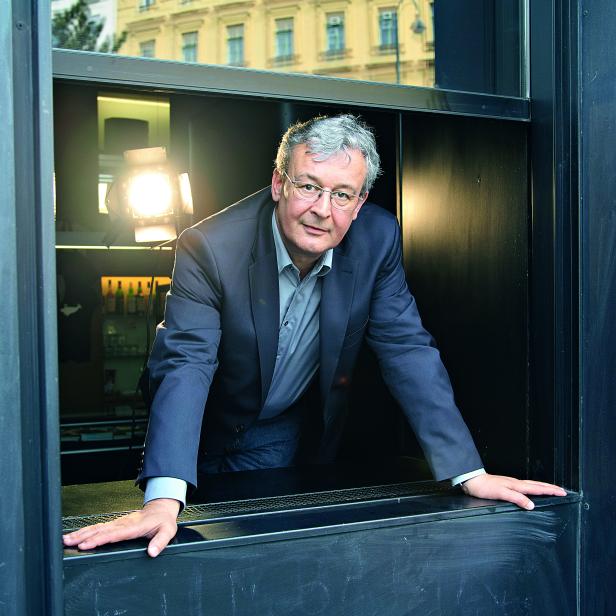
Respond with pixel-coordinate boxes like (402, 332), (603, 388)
(136, 280), (145, 316)
(104, 279), (115, 314)
(144, 280), (154, 315)
(115, 280), (125, 314)
(127, 281), (136, 315)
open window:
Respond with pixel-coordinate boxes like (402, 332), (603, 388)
(54, 71), (534, 529)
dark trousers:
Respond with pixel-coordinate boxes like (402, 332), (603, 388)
(198, 400), (310, 475)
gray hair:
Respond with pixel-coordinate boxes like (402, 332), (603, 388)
(275, 114), (381, 193)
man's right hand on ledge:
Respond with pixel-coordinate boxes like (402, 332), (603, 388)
(62, 497), (181, 558)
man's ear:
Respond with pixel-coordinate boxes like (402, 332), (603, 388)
(271, 169), (283, 202)
(351, 192), (368, 221)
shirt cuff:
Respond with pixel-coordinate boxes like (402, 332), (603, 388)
(144, 477), (187, 511)
(450, 468), (486, 486)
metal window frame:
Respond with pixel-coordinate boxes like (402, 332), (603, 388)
(52, 49), (530, 120)
(0, 0), (582, 608)
(1, 1), (63, 614)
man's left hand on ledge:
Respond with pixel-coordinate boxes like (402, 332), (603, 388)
(62, 497), (181, 558)
(461, 473), (567, 510)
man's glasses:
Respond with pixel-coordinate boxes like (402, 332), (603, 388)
(284, 172), (361, 211)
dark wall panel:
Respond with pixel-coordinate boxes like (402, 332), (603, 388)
(401, 114), (528, 476)
(63, 503), (577, 616)
(434, 0), (522, 96)
(174, 95), (398, 221)
(579, 1), (616, 613)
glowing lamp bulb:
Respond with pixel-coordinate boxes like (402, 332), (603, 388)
(127, 171), (174, 218)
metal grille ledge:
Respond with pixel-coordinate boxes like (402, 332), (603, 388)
(62, 481), (451, 532)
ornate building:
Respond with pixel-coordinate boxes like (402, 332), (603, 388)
(116, 0), (435, 87)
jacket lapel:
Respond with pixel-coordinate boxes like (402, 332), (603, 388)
(319, 249), (357, 402)
(249, 199), (279, 407)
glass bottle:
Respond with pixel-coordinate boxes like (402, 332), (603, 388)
(105, 279), (115, 314)
(127, 281), (136, 315)
(115, 280), (125, 315)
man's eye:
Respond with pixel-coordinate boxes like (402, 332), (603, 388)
(300, 183), (319, 192)
(332, 191), (351, 202)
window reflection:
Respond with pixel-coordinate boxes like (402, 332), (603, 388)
(274, 17), (294, 65)
(52, 1), (524, 94)
(227, 24), (245, 66)
(326, 13), (344, 55)
(379, 9), (398, 50)
(182, 31), (198, 63)
(139, 39), (155, 58)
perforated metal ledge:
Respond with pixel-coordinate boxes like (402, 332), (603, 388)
(62, 481), (450, 532)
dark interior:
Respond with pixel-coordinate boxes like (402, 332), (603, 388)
(53, 81), (529, 500)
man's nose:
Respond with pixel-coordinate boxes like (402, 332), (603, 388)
(310, 190), (332, 216)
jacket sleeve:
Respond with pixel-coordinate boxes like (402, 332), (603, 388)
(138, 226), (222, 489)
(365, 218), (483, 481)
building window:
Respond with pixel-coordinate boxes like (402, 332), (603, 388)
(182, 31), (198, 63)
(275, 17), (294, 61)
(139, 39), (155, 58)
(326, 13), (345, 54)
(139, 0), (154, 11)
(379, 9), (398, 49)
(227, 24), (244, 66)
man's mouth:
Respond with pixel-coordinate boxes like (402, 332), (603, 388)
(302, 223), (328, 234)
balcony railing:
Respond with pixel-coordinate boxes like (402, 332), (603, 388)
(318, 48), (351, 61)
(268, 54), (298, 68)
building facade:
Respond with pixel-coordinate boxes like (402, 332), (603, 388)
(116, 0), (435, 86)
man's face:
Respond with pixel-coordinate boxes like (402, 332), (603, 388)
(271, 145), (368, 273)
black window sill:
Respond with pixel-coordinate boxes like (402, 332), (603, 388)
(62, 458), (579, 564)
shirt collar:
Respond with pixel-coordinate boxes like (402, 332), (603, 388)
(272, 210), (332, 277)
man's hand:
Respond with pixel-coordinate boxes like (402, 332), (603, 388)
(62, 498), (181, 558)
(461, 474), (567, 510)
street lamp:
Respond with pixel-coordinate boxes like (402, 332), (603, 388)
(411, 0), (427, 35)
(395, 0), (427, 84)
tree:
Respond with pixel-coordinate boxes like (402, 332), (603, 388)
(52, 0), (127, 53)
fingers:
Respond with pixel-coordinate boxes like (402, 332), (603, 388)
(63, 522), (106, 546)
(520, 479), (560, 487)
(147, 524), (178, 558)
(63, 503), (179, 556)
(63, 513), (152, 551)
(498, 486), (535, 511)
(461, 473), (567, 510)
(511, 481), (567, 496)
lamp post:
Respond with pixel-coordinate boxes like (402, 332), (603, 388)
(395, 0), (427, 84)
(395, 8), (401, 84)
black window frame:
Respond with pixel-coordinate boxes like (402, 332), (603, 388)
(1, 0), (582, 606)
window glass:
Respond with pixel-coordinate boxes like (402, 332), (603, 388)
(326, 13), (345, 55)
(227, 24), (244, 66)
(51, 1), (526, 104)
(182, 31), (198, 63)
(275, 17), (294, 63)
(139, 39), (155, 58)
(379, 9), (398, 49)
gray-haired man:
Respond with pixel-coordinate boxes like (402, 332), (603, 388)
(64, 115), (566, 556)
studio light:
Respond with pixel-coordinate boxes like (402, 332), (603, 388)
(105, 147), (193, 244)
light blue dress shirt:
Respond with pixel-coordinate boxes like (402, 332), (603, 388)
(259, 211), (332, 418)
(145, 212), (483, 507)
